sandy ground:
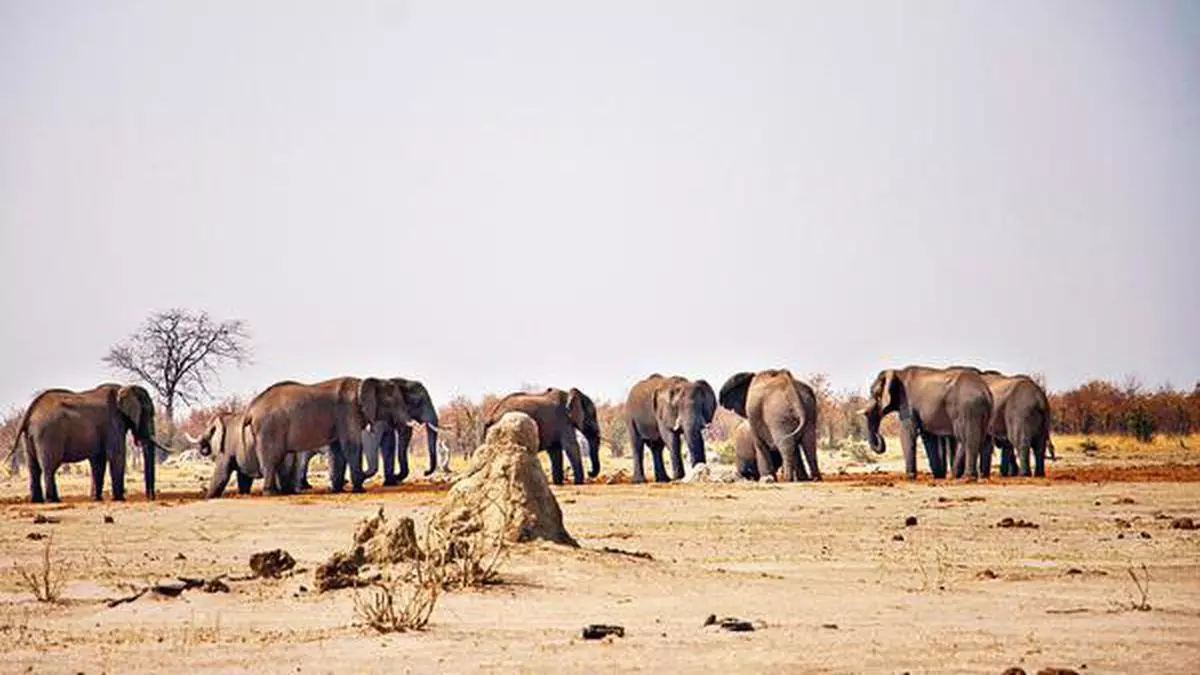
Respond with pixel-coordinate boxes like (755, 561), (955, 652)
(2, 443), (1199, 674)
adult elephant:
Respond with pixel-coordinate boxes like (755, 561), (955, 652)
(240, 377), (407, 495)
(979, 370), (1054, 477)
(731, 419), (781, 481)
(483, 387), (600, 485)
(719, 370), (820, 482)
(292, 376), (442, 490)
(6, 383), (158, 503)
(861, 366), (994, 480)
(625, 374), (716, 483)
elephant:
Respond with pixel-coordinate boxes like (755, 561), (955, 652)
(190, 411), (302, 497)
(6, 383), (158, 503)
(483, 387), (600, 485)
(719, 369), (820, 482)
(861, 366), (994, 480)
(979, 370), (1054, 477)
(731, 419), (782, 481)
(917, 368), (1056, 478)
(291, 376), (441, 490)
(240, 377), (408, 495)
(625, 374), (716, 483)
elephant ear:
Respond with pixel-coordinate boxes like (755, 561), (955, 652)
(694, 379), (717, 424)
(718, 372), (755, 418)
(358, 378), (381, 423)
(116, 386), (143, 431)
(878, 369), (901, 411)
(566, 387), (587, 427)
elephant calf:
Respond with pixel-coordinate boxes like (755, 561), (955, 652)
(719, 369), (820, 482)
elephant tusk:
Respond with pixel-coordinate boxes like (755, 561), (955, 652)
(182, 431), (202, 446)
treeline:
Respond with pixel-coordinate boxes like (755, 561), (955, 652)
(4, 377), (1197, 469)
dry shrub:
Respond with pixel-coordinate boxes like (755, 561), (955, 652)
(15, 537), (67, 603)
(352, 530), (443, 633)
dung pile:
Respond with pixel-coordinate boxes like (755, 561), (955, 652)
(430, 412), (577, 547)
(314, 509), (423, 592)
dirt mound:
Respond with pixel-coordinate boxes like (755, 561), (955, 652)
(431, 412), (577, 547)
(315, 509), (423, 592)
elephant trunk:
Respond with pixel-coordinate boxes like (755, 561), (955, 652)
(141, 439), (156, 500)
(584, 429), (602, 478)
(865, 410), (887, 455)
(684, 422), (707, 467)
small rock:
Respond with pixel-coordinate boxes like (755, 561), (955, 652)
(1139, 531), (1152, 539)
(1114, 497), (1135, 504)
(904, 516), (918, 527)
(1066, 568), (1083, 575)
(997, 517), (1039, 529)
(1036, 669), (1079, 675)
(581, 624), (625, 640)
(1002, 668), (1028, 675)
(152, 579), (189, 597)
(892, 534), (905, 541)
(298, 585), (308, 593)
(175, 552), (187, 561)
(26, 532), (46, 541)
(103, 515), (115, 524)
(1114, 518), (1131, 529)
(32, 514), (60, 524)
(821, 623), (838, 629)
(1170, 517), (1196, 530)
(203, 578), (230, 593)
(249, 549), (296, 579)
(977, 569), (998, 580)
(1117, 533), (1125, 539)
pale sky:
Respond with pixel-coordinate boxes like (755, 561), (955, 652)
(1, 1), (1197, 412)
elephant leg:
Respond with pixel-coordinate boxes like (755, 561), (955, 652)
(979, 436), (994, 479)
(647, 439), (669, 483)
(754, 439), (776, 481)
(108, 442), (126, 501)
(955, 426), (984, 482)
(28, 455), (44, 503)
(1015, 433), (1033, 477)
(996, 440), (1013, 477)
(769, 425), (806, 482)
(89, 454), (107, 501)
(546, 445), (566, 485)
(237, 469), (254, 495)
(44, 463), (60, 503)
(1032, 436), (1047, 477)
(344, 441), (367, 493)
(899, 419), (919, 480)
(142, 443), (157, 500)
(260, 455), (281, 497)
(207, 458), (236, 499)
(665, 429), (686, 481)
(920, 432), (944, 478)
(629, 425), (648, 484)
(801, 427), (820, 481)
(394, 425), (413, 484)
(560, 431), (585, 485)
(381, 427), (399, 486)
(328, 444), (347, 493)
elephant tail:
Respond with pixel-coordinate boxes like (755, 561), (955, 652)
(2, 402), (38, 473)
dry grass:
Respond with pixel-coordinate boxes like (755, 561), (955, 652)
(1053, 433), (1199, 455)
(15, 537), (67, 603)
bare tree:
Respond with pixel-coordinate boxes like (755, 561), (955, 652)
(103, 309), (251, 440)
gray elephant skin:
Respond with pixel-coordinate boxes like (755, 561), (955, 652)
(732, 419), (782, 480)
(625, 374), (716, 483)
(7, 383), (158, 503)
(240, 377), (408, 495)
(292, 376), (441, 490)
(862, 366), (994, 480)
(483, 387), (601, 485)
(719, 369), (820, 482)
(193, 411), (302, 497)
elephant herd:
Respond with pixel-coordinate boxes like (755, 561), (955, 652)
(4, 365), (1054, 503)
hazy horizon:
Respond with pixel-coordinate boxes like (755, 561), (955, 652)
(2, 1), (1197, 412)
